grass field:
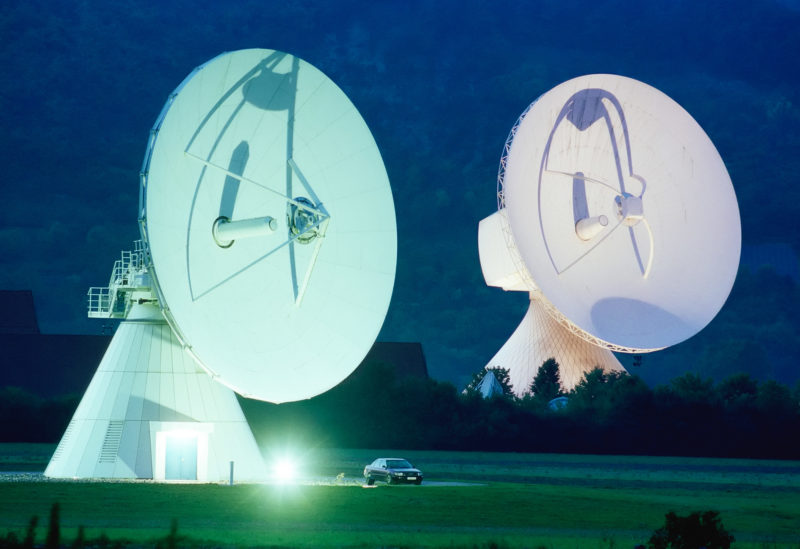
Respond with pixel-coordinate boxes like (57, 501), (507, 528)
(1, 444), (799, 548)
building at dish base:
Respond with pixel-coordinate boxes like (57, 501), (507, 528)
(45, 247), (265, 481)
(476, 369), (505, 398)
(479, 211), (625, 396)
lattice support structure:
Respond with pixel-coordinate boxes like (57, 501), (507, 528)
(484, 295), (627, 396)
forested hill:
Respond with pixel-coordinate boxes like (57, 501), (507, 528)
(1, 0), (799, 387)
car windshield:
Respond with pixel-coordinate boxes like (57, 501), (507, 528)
(386, 459), (413, 469)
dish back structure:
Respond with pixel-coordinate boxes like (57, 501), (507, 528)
(478, 75), (741, 396)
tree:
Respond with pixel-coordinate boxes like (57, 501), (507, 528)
(462, 369), (489, 396)
(669, 373), (716, 406)
(716, 373), (758, 411)
(45, 503), (59, 549)
(568, 367), (610, 409)
(793, 380), (800, 411)
(755, 379), (797, 417)
(70, 525), (85, 549)
(567, 367), (640, 424)
(527, 358), (564, 405)
(489, 367), (514, 398)
(22, 515), (37, 549)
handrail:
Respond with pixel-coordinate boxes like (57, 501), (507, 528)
(87, 240), (154, 319)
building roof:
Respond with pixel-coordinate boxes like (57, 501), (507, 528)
(477, 370), (504, 398)
(359, 341), (428, 379)
(0, 290), (40, 334)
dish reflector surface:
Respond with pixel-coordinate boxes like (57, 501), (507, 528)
(502, 74), (740, 351)
(140, 49), (396, 403)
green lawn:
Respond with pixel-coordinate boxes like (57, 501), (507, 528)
(1, 444), (799, 548)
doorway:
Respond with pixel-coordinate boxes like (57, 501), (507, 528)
(164, 433), (198, 480)
(153, 424), (211, 482)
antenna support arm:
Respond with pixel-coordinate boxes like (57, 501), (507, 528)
(213, 216), (278, 248)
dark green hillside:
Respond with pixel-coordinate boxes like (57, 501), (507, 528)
(1, 0), (799, 385)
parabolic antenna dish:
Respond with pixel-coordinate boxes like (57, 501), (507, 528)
(501, 74), (740, 352)
(140, 49), (396, 403)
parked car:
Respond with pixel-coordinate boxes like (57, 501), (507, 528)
(364, 457), (423, 485)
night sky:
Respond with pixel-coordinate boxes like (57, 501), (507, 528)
(2, 0), (800, 388)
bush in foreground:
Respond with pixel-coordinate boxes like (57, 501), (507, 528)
(647, 510), (734, 549)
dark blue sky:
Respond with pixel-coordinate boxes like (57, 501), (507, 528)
(2, 0), (799, 387)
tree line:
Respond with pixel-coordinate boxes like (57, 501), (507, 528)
(2, 359), (799, 459)
(241, 359), (800, 459)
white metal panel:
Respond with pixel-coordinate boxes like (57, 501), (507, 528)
(142, 356), (161, 421)
(127, 372), (147, 421)
(185, 367), (205, 421)
(478, 211), (529, 291)
(157, 324), (173, 373)
(96, 370), (124, 420)
(78, 420), (107, 478)
(134, 420), (153, 477)
(111, 371), (135, 419)
(148, 323), (162, 375)
(159, 372), (177, 420)
(113, 420), (141, 478)
(173, 374), (192, 418)
(77, 371), (110, 420)
(125, 323), (146, 372)
(99, 322), (125, 370)
(195, 370), (220, 420)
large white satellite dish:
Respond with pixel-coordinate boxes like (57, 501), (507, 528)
(47, 49), (395, 481)
(141, 49), (397, 404)
(479, 74), (740, 394)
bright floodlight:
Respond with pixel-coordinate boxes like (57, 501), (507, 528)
(479, 74), (741, 393)
(273, 458), (297, 482)
(141, 49), (397, 403)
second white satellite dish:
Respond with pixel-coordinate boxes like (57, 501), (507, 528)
(501, 74), (741, 351)
(140, 49), (397, 403)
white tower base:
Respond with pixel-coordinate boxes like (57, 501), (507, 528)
(45, 304), (266, 482)
(486, 295), (627, 397)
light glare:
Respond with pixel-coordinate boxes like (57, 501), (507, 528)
(273, 458), (296, 482)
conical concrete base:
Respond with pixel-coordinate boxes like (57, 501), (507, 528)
(45, 304), (266, 481)
(486, 296), (627, 396)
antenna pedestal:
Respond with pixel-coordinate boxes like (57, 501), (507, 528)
(45, 303), (266, 481)
(485, 295), (627, 395)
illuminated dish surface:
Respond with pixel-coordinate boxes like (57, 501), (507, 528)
(502, 74), (740, 351)
(140, 49), (396, 403)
